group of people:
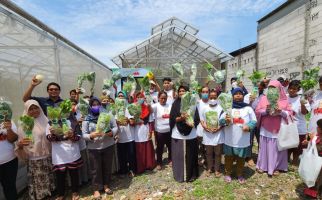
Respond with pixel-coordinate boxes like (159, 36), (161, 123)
(1, 73), (322, 200)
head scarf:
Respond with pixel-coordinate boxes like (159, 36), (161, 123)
(86, 97), (101, 123)
(255, 80), (291, 133)
(232, 87), (249, 109)
(17, 100), (50, 158)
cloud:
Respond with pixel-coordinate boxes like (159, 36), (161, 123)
(11, 0), (286, 67)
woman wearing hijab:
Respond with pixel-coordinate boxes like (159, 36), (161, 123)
(170, 85), (200, 182)
(255, 80), (292, 177)
(223, 88), (257, 184)
(133, 92), (156, 174)
(82, 97), (118, 198)
(16, 100), (54, 200)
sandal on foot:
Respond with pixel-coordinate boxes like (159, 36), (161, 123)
(72, 193), (80, 200)
(256, 169), (264, 174)
(224, 176), (232, 183)
(156, 165), (162, 170)
(93, 191), (101, 199)
(238, 176), (246, 184)
(273, 171), (280, 176)
(215, 171), (222, 178)
(104, 188), (113, 195)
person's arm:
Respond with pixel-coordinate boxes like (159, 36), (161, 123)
(23, 76), (42, 102)
(153, 77), (161, 93)
(300, 101), (310, 115)
(4, 121), (18, 143)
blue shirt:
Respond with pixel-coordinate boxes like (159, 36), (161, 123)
(31, 96), (64, 116)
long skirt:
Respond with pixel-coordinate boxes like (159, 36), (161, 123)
(172, 138), (199, 182)
(256, 136), (288, 175)
(135, 140), (156, 174)
(27, 157), (55, 200)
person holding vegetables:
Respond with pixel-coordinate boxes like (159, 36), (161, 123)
(23, 75), (63, 116)
(82, 97), (118, 198)
(255, 80), (292, 177)
(16, 100), (54, 200)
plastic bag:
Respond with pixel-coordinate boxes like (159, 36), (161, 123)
(277, 116), (299, 151)
(298, 138), (322, 187)
(205, 111), (218, 129)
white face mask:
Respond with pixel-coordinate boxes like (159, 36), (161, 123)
(208, 99), (218, 106)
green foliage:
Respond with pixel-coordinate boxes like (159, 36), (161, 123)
(127, 103), (142, 122)
(248, 70), (266, 85)
(19, 115), (34, 137)
(96, 112), (112, 133)
(301, 66), (320, 91)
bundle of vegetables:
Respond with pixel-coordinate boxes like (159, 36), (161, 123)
(248, 70), (266, 97)
(180, 92), (197, 126)
(109, 103), (117, 115)
(0, 98), (12, 123)
(138, 76), (151, 92)
(77, 72), (96, 94)
(236, 69), (245, 81)
(78, 97), (90, 116)
(190, 64), (201, 93)
(125, 75), (137, 95)
(127, 103), (142, 123)
(47, 106), (63, 135)
(115, 98), (127, 123)
(111, 70), (122, 82)
(205, 111), (218, 129)
(96, 112), (112, 133)
(19, 115), (34, 141)
(301, 66), (320, 103)
(267, 87), (280, 114)
(103, 79), (114, 90)
(214, 70), (226, 84)
(172, 63), (184, 77)
(218, 92), (232, 116)
(203, 63), (214, 82)
(59, 100), (72, 134)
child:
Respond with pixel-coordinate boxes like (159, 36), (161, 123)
(287, 80), (310, 164)
(200, 89), (225, 177)
(303, 118), (322, 198)
(224, 88), (257, 184)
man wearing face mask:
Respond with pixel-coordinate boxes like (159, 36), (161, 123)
(196, 86), (210, 167)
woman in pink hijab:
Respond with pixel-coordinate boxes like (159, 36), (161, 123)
(255, 80), (292, 177)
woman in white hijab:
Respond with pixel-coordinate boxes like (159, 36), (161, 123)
(16, 100), (54, 200)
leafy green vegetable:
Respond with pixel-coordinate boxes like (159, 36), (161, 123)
(267, 87), (279, 111)
(47, 107), (61, 120)
(301, 66), (320, 91)
(103, 79), (114, 90)
(248, 70), (266, 86)
(19, 115), (34, 139)
(180, 92), (197, 126)
(236, 69), (245, 81)
(172, 63), (184, 77)
(138, 76), (150, 92)
(0, 100), (12, 122)
(77, 72), (96, 94)
(214, 70), (226, 84)
(115, 98), (127, 123)
(96, 112), (112, 133)
(111, 71), (122, 82)
(205, 111), (218, 129)
(128, 103), (142, 122)
(203, 63), (213, 73)
(218, 93), (232, 115)
(78, 97), (89, 116)
(59, 99), (72, 118)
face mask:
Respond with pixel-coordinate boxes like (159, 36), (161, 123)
(91, 106), (100, 114)
(232, 82), (238, 89)
(201, 93), (209, 100)
(208, 99), (217, 106)
(138, 99), (144, 105)
(150, 89), (155, 93)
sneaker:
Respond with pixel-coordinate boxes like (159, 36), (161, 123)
(224, 176), (232, 183)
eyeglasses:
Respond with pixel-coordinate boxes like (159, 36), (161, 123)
(48, 88), (59, 91)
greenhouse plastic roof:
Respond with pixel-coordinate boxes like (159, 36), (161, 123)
(111, 17), (232, 72)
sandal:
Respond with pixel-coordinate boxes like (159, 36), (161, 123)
(256, 169), (264, 174)
(273, 171), (280, 176)
(93, 191), (101, 199)
(156, 165), (162, 170)
(104, 187), (113, 195)
(128, 170), (135, 178)
(224, 175), (232, 183)
(215, 171), (222, 178)
(72, 193), (80, 200)
(55, 197), (64, 200)
(238, 176), (246, 184)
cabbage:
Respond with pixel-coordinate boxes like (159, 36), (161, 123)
(218, 93), (232, 115)
(0, 98), (12, 122)
(103, 79), (114, 90)
(78, 97), (90, 116)
(267, 87), (279, 111)
(127, 103), (142, 122)
(19, 115), (34, 140)
(205, 111), (218, 129)
(214, 70), (226, 84)
(96, 112), (112, 133)
(111, 71), (122, 82)
(115, 98), (127, 123)
(138, 76), (150, 92)
(236, 69), (245, 81)
(248, 70), (266, 86)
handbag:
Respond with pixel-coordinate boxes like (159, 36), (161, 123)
(298, 137), (322, 187)
(277, 115), (299, 151)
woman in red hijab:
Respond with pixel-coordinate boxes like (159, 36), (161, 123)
(132, 92), (156, 174)
(255, 80), (292, 177)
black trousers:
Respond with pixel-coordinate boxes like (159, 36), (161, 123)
(0, 158), (18, 200)
(155, 132), (171, 165)
(117, 141), (137, 174)
(55, 168), (79, 196)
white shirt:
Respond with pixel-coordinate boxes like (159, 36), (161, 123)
(0, 122), (17, 165)
(200, 105), (225, 146)
(152, 103), (171, 133)
(171, 125), (197, 140)
(288, 95), (311, 135)
(134, 123), (150, 142)
(151, 91), (159, 104)
(46, 122), (81, 165)
(118, 125), (135, 143)
(309, 90), (322, 133)
(196, 100), (209, 137)
(224, 107), (257, 148)
(166, 89), (175, 105)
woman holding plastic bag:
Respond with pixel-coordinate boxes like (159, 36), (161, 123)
(170, 85), (200, 182)
(82, 97), (118, 198)
(16, 100), (54, 200)
(255, 80), (292, 177)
